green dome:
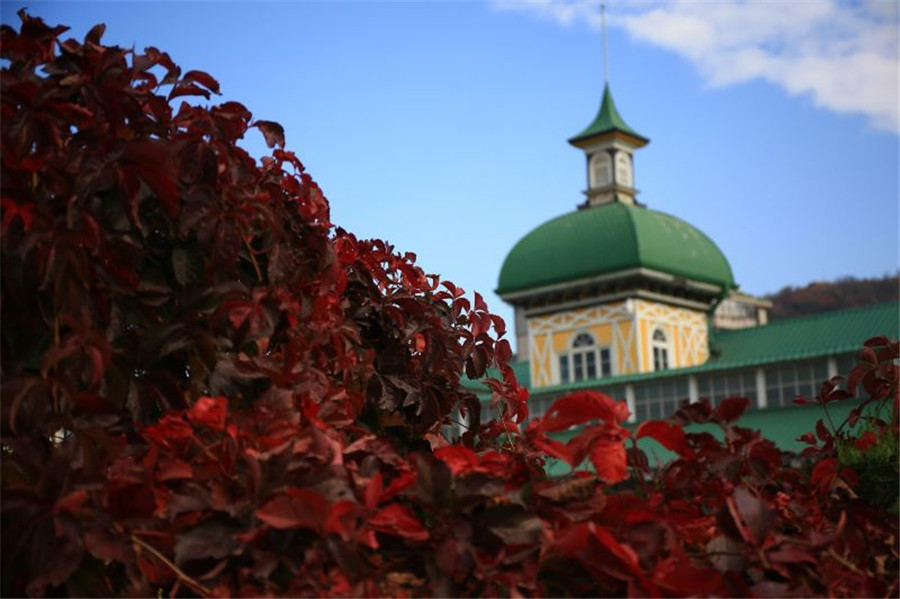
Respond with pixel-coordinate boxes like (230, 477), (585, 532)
(497, 202), (734, 295)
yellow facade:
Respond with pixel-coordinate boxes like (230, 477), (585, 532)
(527, 298), (709, 389)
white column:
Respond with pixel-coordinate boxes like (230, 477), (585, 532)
(756, 368), (767, 409)
(515, 307), (529, 361)
(688, 375), (699, 404)
(625, 384), (636, 423)
(827, 356), (838, 379)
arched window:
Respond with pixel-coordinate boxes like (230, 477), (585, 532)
(652, 328), (670, 371)
(590, 152), (612, 188)
(559, 332), (613, 383)
(615, 152), (632, 187)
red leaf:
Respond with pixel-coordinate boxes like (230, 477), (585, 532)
(380, 470), (417, 503)
(810, 458), (838, 494)
(54, 489), (89, 515)
(187, 396), (228, 430)
(635, 420), (686, 454)
(714, 397), (750, 424)
(369, 503), (429, 542)
(592, 524), (642, 575)
(490, 314), (507, 337)
(254, 120), (285, 148)
(434, 445), (479, 476)
(157, 457), (193, 481)
(364, 472), (383, 510)
(815, 418), (832, 442)
(413, 332), (426, 353)
(532, 433), (576, 466)
(495, 339), (512, 365)
(726, 486), (774, 546)
(541, 391), (629, 433)
(853, 430), (878, 450)
(587, 438), (628, 484)
(84, 528), (129, 563)
(183, 69), (220, 94)
(168, 81), (210, 101)
(84, 23), (105, 45)
(255, 488), (329, 532)
(474, 291), (488, 313)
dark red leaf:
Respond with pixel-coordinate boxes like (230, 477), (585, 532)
(364, 472), (383, 510)
(726, 486), (774, 546)
(714, 397), (750, 424)
(369, 503), (429, 542)
(84, 23), (105, 45)
(255, 488), (330, 532)
(254, 120), (285, 148)
(174, 521), (239, 566)
(474, 291), (487, 313)
(168, 81), (210, 101)
(183, 69), (220, 94)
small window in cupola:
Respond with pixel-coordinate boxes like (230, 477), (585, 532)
(590, 152), (612, 188)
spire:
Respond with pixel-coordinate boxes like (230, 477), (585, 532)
(601, 2), (609, 85)
(568, 83), (648, 148)
(569, 4), (648, 149)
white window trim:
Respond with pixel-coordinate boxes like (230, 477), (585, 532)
(558, 331), (616, 383)
(651, 326), (671, 372)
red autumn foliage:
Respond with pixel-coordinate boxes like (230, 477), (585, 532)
(1, 11), (897, 598)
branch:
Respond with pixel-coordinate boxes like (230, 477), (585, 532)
(131, 534), (211, 597)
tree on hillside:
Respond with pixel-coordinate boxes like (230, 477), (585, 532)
(768, 273), (899, 319)
(1, 12), (897, 598)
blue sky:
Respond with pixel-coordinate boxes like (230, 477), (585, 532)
(4, 1), (898, 352)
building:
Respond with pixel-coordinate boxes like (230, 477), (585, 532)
(490, 83), (898, 450)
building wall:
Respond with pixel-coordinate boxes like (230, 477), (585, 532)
(526, 298), (710, 388)
(634, 299), (709, 371)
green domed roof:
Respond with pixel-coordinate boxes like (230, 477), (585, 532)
(497, 202), (734, 295)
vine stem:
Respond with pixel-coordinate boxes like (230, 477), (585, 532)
(243, 235), (263, 281)
(131, 534), (211, 597)
(495, 403), (516, 451)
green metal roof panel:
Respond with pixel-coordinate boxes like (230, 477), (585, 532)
(526, 302), (899, 396)
(569, 84), (648, 145)
(497, 202), (734, 295)
(709, 301), (900, 367)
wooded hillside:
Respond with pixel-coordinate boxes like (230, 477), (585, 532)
(768, 273), (899, 319)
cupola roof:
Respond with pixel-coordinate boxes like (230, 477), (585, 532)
(569, 83), (649, 147)
(497, 202), (734, 296)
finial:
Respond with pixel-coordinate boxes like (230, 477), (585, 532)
(601, 2), (609, 84)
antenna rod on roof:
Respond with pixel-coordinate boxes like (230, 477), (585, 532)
(601, 2), (609, 84)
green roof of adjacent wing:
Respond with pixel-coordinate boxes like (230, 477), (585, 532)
(524, 302), (900, 396)
(497, 202), (735, 295)
(569, 84), (648, 145)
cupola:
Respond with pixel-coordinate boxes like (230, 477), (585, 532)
(569, 84), (648, 207)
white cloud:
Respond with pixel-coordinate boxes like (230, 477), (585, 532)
(491, 0), (900, 133)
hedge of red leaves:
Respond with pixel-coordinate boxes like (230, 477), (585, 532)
(2, 12), (897, 598)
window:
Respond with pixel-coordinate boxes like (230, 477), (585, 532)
(615, 152), (632, 187)
(697, 368), (757, 407)
(651, 328), (669, 371)
(634, 377), (689, 421)
(764, 359), (827, 407)
(590, 152), (612, 188)
(559, 332), (614, 383)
